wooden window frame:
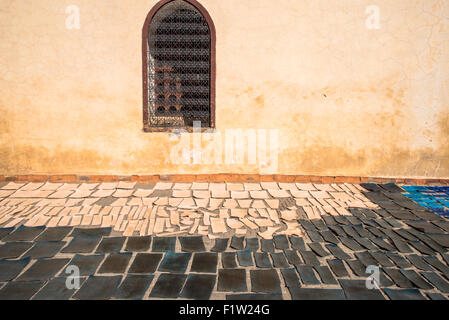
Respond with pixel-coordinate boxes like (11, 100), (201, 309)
(142, 0), (216, 132)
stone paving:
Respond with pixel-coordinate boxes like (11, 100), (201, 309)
(0, 181), (448, 300)
(403, 186), (449, 218)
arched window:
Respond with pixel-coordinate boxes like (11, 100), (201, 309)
(142, 0), (216, 131)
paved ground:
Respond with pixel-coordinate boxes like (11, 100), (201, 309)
(0, 181), (448, 300)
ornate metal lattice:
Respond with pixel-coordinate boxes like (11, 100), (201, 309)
(147, 0), (211, 128)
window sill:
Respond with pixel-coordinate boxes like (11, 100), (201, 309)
(143, 126), (216, 133)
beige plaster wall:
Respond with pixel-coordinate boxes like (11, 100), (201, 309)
(0, 0), (448, 177)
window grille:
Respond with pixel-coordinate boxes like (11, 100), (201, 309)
(144, 0), (214, 130)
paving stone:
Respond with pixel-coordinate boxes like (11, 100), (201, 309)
(386, 252), (412, 269)
(322, 215), (337, 226)
(35, 227), (72, 242)
(408, 240), (435, 255)
(359, 218), (378, 228)
(314, 265), (338, 285)
(217, 269), (247, 292)
(250, 269), (281, 294)
(230, 236), (245, 250)
(125, 236), (151, 252)
(386, 210), (418, 221)
(370, 251), (395, 267)
(226, 293), (282, 300)
(400, 269), (433, 290)
(345, 214), (362, 225)
(306, 230), (324, 242)
(237, 250), (254, 267)
(289, 236), (307, 251)
(327, 259), (349, 277)
(352, 236), (377, 251)
(390, 237), (413, 253)
(346, 259), (367, 277)
(261, 239), (275, 252)
(113, 274), (154, 300)
(308, 242), (329, 257)
(421, 272), (449, 293)
(281, 268), (301, 288)
(360, 183), (383, 192)
(320, 230), (340, 245)
(382, 181), (409, 192)
(61, 236), (101, 254)
(419, 237), (446, 254)
(17, 258), (70, 281)
(190, 252), (218, 273)
(254, 252), (272, 268)
(128, 253), (162, 274)
(325, 244), (351, 260)
(366, 226), (387, 239)
(311, 219), (328, 231)
(0, 281), (45, 300)
(433, 220), (449, 233)
(70, 227), (111, 237)
(211, 238), (229, 252)
(222, 252), (238, 268)
(152, 237), (176, 252)
(427, 292), (447, 300)
(69, 254), (105, 276)
(0, 257), (30, 282)
(334, 216), (350, 225)
(442, 253), (449, 266)
(95, 237), (126, 254)
(3, 226), (45, 242)
(180, 274), (216, 300)
(245, 238), (259, 251)
(179, 236), (206, 252)
(395, 229), (418, 242)
(422, 255), (449, 275)
(273, 235), (290, 250)
(372, 219), (392, 229)
(381, 228), (401, 239)
(98, 253), (132, 274)
(353, 225), (375, 239)
(339, 279), (385, 300)
(284, 250), (302, 265)
(384, 217), (404, 228)
(295, 265), (320, 285)
(371, 209), (393, 221)
(376, 268), (395, 287)
(23, 241), (66, 259)
(74, 275), (122, 300)
(0, 227), (13, 241)
(338, 236), (364, 252)
(404, 220), (443, 234)
(0, 242), (33, 259)
(33, 276), (87, 300)
(270, 252), (289, 268)
(158, 251), (191, 273)
(298, 219), (317, 231)
(383, 288), (426, 300)
(298, 250), (320, 266)
(382, 268), (414, 288)
(342, 225), (359, 238)
(371, 237), (396, 252)
(328, 225), (346, 237)
(406, 254), (433, 271)
(289, 288), (346, 300)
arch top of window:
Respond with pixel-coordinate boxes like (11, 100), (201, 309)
(142, 0), (216, 133)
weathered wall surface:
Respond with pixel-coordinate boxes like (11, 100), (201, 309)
(0, 0), (448, 177)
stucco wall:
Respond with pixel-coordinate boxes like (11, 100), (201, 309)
(0, 0), (448, 178)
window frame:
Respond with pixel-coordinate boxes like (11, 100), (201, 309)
(142, 0), (216, 132)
